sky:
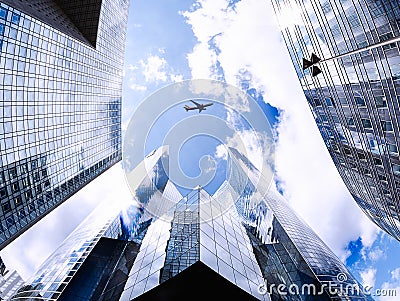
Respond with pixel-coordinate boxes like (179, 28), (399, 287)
(1, 0), (400, 299)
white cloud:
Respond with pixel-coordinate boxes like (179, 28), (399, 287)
(138, 55), (184, 84)
(170, 74), (184, 83)
(130, 83), (147, 91)
(378, 267), (400, 301)
(360, 268), (377, 287)
(187, 43), (218, 79)
(392, 268), (400, 281)
(140, 55), (168, 82)
(369, 247), (385, 261)
(0, 164), (132, 280)
(215, 144), (228, 160)
(183, 0), (380, 260)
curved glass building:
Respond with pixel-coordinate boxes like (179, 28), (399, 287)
(0, 0), (129, 249)
(13, 147), (372, 300)
(271, 0), (400, 239)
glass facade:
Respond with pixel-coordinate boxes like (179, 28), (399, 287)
(0, 0), (129, 249)
(0, 270), (24, 300)
(14, 147), (372, 300)
(12, 146), (181, 300)
(270, 0), (400, 239)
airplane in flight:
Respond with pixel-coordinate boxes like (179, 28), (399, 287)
(184, 100), (213, 112)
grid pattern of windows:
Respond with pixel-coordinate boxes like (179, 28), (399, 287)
(225, 149), (371, 300)
(121, 147), (367, 301)
(0, 0), (128, 249)
(160, 200), (200, 282)
(0, 0), (102, 47)
(12, 150), (178, 301)
(13, 147), (370, 301)
(0, 270), (24, 300)
(271, 0), (400, 240)
(12, 201), (121, 300)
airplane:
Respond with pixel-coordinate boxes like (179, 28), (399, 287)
(184, 100), (213, 112)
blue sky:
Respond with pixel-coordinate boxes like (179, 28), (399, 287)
(1, 0), (400, 299)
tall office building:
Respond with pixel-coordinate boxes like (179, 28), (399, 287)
(270, 0), (400, 239)
(13, 147), (371, 300)
(0, 256), (24, 300)
(0, 270), (24, 300)
(0, 0), (129, 249)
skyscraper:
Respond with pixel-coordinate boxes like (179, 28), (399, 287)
(13, 147), (371, 300)
(270, 0), (400, 239)
(0, 256), (24, 300)
(0, 270), (24, 300)
(0, 0), (129, 249)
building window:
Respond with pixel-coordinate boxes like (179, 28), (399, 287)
(0, 7), (7, 20)
(36, 184), (44, 195)
(15, 196), (22, 207)
(28, 202), (35, 213)
(373, 158), (383, 166)
(33, 172), (40, 181)
(339, 97), (348, 106)
(1, 201), (11, 213)
(331, 24), (341, 37)
(392, 164), (400, 175)
(362, 119), (372, 129)
(363, 168), (372, 177)
(378, 174), (387, 182)
(348, 12), (361, 27)
(6, 216), (14, 227)
(313, 98), (322, 106)
(325, 97), (333, 106)
(11, 12), (20, 25)
(347, 117), (355, 126)
(381, 121), (393, 132)
(12, 183), (20, 193)
(388, 144), (398, 155)
(8, 168), (17, 180)
(18, 209), (26, 218)
(375, 96), (387, 108)
(321, 1), (332, 14)
(355, 96), (366, 106)
(0, 187), (7, 199)
(37, 198), (45, 207)
(25, 190), (32, 200)
(343, 146), (351, 155)
(357, 152), (366, 160)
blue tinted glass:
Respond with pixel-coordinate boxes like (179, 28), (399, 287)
(0, 24), (3, 35)
(11, 12), (20, 24)
(0, 7), (7, 19)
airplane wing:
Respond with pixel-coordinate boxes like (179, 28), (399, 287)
(184, 105), (197, 111)
(190, 100), (201, 107)
(204, 103), (213, 107)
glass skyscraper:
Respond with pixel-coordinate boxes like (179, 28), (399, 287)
(0, 0), (129, 249)
(12, 147), (371, 300)
(270, 0), (400, 239)
(0, 270), (24, 300)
